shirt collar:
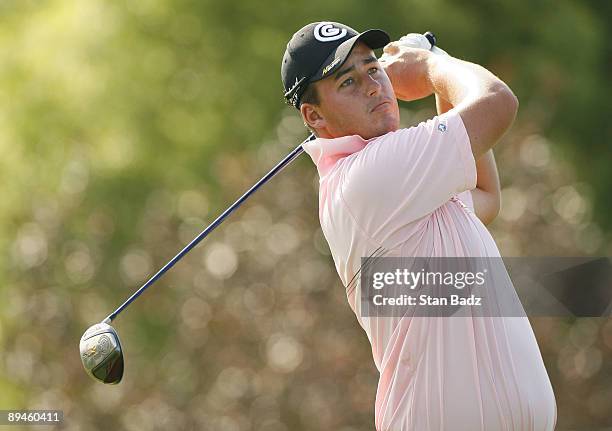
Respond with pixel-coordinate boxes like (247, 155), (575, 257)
(302, 134), (370, 178)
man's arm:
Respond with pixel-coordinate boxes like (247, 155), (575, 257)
(471, 153), (501, 224)
(436, 95), (501, 224)
(381, 45), (518, 159)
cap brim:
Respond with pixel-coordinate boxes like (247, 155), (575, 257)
(309, 29), (390, 82)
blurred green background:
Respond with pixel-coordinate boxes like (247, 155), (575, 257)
(1, 0), (611, 430)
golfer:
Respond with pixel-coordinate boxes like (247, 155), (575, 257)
(281, 22), (557, 430)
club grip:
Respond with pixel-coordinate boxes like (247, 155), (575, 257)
(424, 31), (436, 47)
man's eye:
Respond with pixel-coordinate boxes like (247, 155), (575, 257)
(340, 78), (353, 88)
(368, 67), (379, 75)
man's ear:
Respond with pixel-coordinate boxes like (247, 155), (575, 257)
(300, 103), (326, 131)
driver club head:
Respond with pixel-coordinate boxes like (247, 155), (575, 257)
(79, 322), (124, 384)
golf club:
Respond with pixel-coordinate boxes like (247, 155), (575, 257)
(79, 134), (312, 384)
(80, 31), (438, 384)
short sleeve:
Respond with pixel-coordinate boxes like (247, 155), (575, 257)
(340, 110), (476, 242)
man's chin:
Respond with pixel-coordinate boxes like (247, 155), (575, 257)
(363, 122), (400, 140)
(326, 117), (400, 140)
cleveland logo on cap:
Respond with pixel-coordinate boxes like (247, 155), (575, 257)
(314, 22), (347, 42)
(322, 58), (342, 75)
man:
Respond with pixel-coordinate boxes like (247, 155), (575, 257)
(281, 22), (557, 430)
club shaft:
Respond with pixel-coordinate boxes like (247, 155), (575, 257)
(103, 135), (313, 324)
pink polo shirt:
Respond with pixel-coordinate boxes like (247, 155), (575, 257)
(303, 110), (557, 431)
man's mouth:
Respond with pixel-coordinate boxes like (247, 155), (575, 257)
(370, 101), (391, 113)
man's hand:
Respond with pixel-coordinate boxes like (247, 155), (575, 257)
(397, 32), (448, 56)
(380, 43), (434, 102)
(379, 33), (447, 102)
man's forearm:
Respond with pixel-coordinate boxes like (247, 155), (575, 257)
(472, 151), (501, 224)
(427, 54), (509, 110)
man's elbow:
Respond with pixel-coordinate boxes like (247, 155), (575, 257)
(460, 83), (519, 158)
(493, 84), (519, 132)
(503, 86), (519, 124)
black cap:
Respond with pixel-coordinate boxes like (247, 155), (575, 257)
(281, 21), (390, 109)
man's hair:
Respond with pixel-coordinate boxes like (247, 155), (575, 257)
(299, 83), (319, 107)
(299, 83), (319, 135)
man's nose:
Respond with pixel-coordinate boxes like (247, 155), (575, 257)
(366, 76), (382, 96)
